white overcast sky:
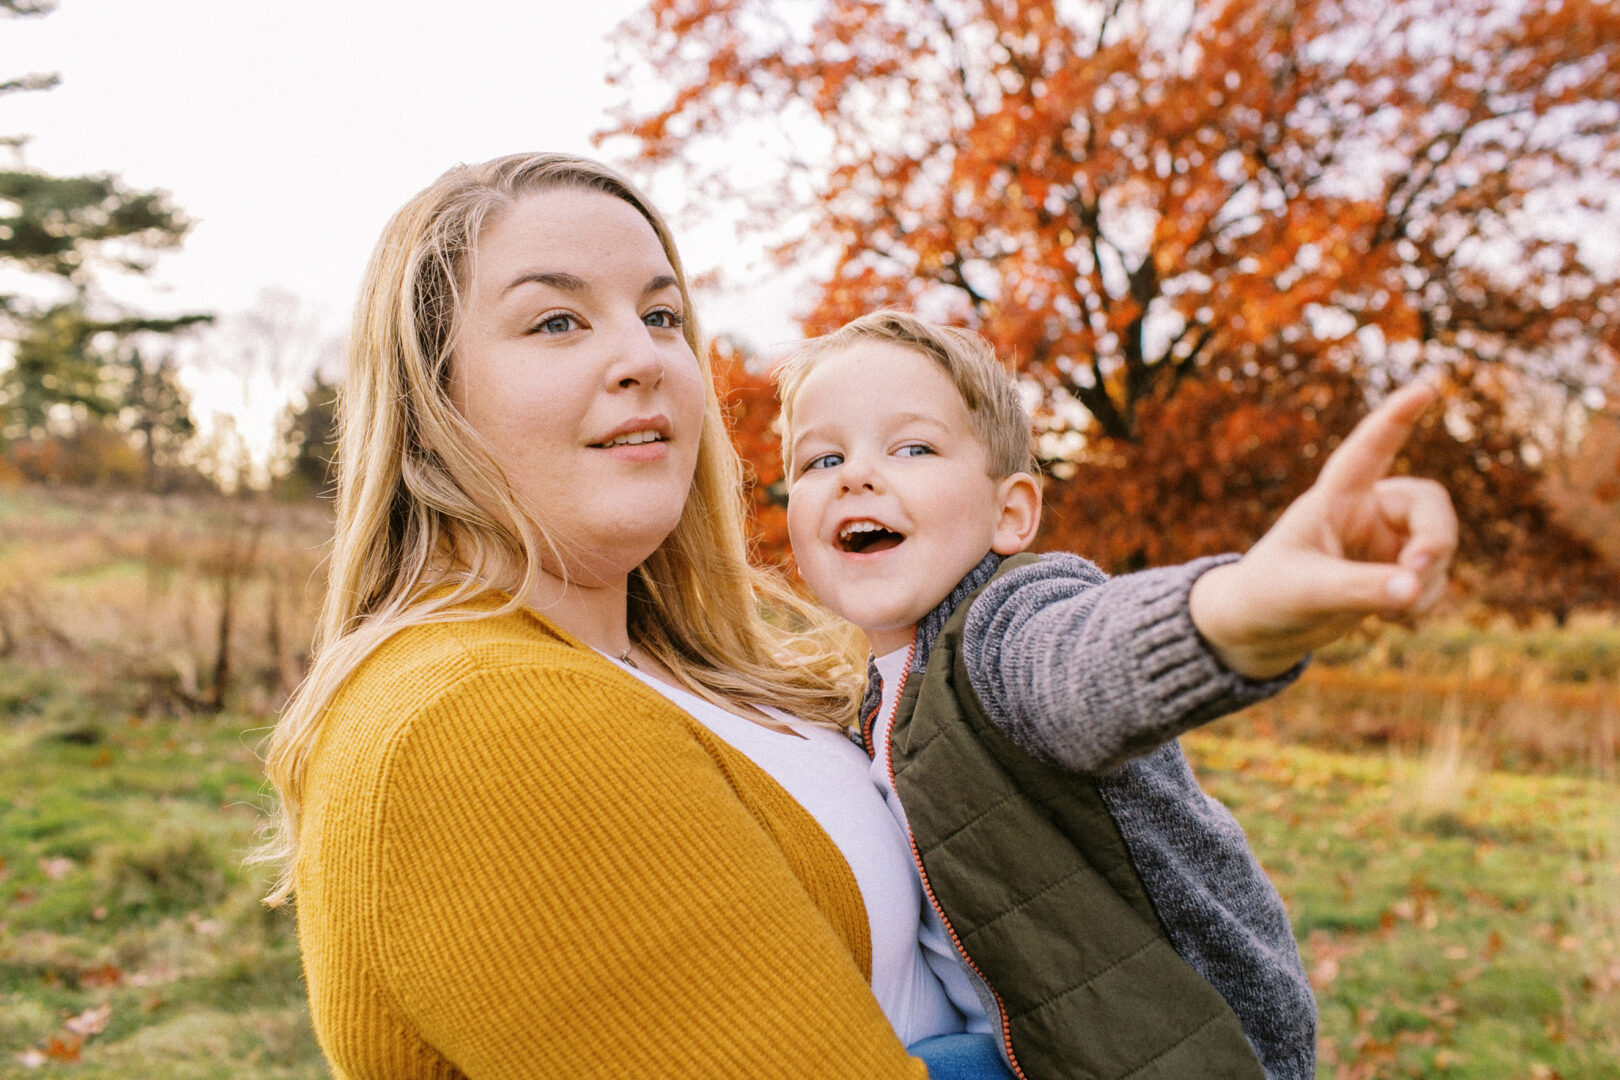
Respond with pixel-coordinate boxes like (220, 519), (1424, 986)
(3, 0), (804, 381)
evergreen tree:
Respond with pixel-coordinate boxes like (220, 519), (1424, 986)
(117, 348), (196, 492)
(0, 0), (208, 477)
(272, 373), (338, 501)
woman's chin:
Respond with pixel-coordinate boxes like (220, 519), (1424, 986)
(549, 532), (674, 589)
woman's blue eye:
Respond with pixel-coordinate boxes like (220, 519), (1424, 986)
(804, 452), (843, 471)
(644, 308), (685, 329)
(535, 313), (578, 334)
(896, 444), (934, 458)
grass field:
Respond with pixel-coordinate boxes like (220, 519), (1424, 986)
(0, 662), (318, 1078)
(2, 485), (1617, 1077)
(1189, 732), (1619, 1078)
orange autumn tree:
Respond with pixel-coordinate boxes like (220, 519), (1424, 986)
(607, 0), (1620, 619)
(712, 337), (794, 566)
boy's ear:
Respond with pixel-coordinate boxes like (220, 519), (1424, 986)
(990, 472), (1042, 555)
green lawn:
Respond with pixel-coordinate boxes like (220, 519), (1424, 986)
(0, 662), (321, 1078)
(1188, 729), (1620, 1079)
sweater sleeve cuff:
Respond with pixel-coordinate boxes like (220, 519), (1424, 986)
(1122, 554), (1306, 731)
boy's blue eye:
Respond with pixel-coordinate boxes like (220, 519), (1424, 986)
(804, 452), (843, 471)
(896, 444), (934, 458)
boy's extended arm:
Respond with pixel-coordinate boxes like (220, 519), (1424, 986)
(961, 552), (1299, 773)
(964, 382), (1456, 773)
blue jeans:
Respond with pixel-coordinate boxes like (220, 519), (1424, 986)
(907, 1033), (1016, 1080)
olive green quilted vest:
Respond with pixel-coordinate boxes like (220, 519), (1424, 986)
(888, 555), (1265, 1080)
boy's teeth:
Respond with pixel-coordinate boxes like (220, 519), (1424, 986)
(837, 520), (905, 553)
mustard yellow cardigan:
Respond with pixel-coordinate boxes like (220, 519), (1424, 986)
(295, 602), (929, 1079)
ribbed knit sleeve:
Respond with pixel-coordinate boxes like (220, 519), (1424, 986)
(962, 553), (1303, 773)
(297, 614), (929, 1080)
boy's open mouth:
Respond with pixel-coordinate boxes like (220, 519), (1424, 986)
(837, 520), (905, 554)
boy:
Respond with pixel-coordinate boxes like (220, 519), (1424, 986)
(777, 311), (1455, 1080)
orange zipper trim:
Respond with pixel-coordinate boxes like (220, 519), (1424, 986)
(878, 637), (1028, 1080)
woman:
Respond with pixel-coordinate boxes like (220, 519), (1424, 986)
(261, 153), (951, 1078)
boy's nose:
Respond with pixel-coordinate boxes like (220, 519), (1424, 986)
(839, 455), (881, 493)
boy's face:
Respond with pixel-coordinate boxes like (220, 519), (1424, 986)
(785, 341), (1034, 656)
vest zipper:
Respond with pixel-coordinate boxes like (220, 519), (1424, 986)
(879, 640), (1028, 1080)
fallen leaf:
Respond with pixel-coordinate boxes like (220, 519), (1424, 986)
(79, 965), (122, 989)
(45, 1033), (83, 1062)
(36, 857), (76, 881)
(63, 1002), (111, 1036)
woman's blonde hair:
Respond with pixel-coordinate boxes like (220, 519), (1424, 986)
(775, 309), (1037, 479)
(260, 152), (861, 905)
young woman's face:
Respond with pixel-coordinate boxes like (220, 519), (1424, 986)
(449, 187), (705, 585)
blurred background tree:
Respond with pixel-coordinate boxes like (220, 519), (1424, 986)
(0, 0), (209, 485)
(270, 372), (338, 501)
(713, 339), (793, 564)
(116, 347), (197, 492)
(604, 0), (1620, 620)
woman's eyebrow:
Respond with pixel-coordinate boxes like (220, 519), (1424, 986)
(502, 272), (678, 297)
(503, 270), (586, 295)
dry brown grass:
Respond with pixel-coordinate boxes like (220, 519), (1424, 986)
(1213, 640), (1620, 776)
(0, 485), (329, 715)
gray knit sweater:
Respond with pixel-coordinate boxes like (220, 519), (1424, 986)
(862, 551), (1318, 1080)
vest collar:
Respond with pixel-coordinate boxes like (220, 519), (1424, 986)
(859, 551), (1005, 725)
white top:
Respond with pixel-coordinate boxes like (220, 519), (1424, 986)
(603, 653), (964, 1047)
(873, 647), (997, 1035)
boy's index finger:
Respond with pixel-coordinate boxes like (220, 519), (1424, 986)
(1315, 382), (1437, 495)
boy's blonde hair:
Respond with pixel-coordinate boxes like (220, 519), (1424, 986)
(775, 310), (1036, 479)
(258, 153), (862, 905)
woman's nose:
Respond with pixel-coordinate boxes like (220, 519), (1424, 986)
(606, 322), (666, 389)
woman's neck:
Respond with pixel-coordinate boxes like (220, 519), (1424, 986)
(523, 567), (634, 657)
(522, 561), (797, 736)
(434, 542), (637, 657)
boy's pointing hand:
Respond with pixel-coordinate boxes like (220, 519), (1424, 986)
(1187, 382), (1459, 680)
